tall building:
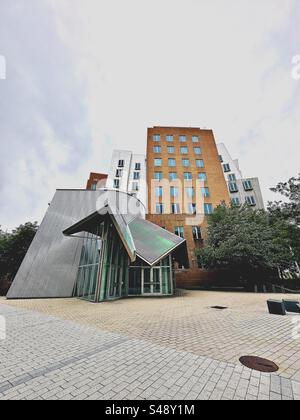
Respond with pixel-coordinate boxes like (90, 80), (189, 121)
(146, 127), (230, 279)
(217, 143), (264, 209)
(106, 150), (147, 214)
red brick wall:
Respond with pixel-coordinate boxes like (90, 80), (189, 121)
(146, 127), (230, 284)
(86, 172), (108, 190)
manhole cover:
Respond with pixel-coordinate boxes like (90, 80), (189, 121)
(210, 306), (228, 310)
(239, 356), (279, 373)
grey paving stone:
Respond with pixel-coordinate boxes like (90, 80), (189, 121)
(0, 302), (298, 401)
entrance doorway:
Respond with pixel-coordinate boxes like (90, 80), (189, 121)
(142, 267), (162, 295)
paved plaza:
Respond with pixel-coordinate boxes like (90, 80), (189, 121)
(0, 291), (300, 400)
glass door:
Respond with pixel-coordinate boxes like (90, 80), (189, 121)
(142, 267), (162, 295)
(152, 267), (162, 294)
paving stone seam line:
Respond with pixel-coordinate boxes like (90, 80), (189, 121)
(0, 337), (129, 394)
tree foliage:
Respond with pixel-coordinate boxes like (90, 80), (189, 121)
(0, 222), (38, 291)
(268, 174), (300, 226)
(197, 204), (298, 281)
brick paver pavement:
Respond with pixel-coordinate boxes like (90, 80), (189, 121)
(0, 291), (300, 400)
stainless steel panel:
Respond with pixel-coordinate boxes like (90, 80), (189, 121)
(7, 190), (105, 299)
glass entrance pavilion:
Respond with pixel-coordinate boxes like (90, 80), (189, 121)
(63, 196), (187, 302)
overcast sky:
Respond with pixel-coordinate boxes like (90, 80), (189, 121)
(0, 0), (299, 231)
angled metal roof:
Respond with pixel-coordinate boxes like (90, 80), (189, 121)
(127, 217), (185, 266)
(63, 206), (136, 262)
(63, 208), (186, 267)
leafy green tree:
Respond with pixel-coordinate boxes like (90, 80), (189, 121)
(0, 222), (38, 294)
(268, 174), (300, 269)
(197, 205), (296, 282)
(268, 174), (300, 226)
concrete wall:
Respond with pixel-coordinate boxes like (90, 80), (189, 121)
(217, 143), (264, 209)
(106, 150), (147, 216)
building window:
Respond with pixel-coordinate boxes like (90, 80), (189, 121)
(187, 203), (197, 214)
(174, 226), (184, 238)
(118, 160), (125, 168)
(153, 134), (160, 142)
(91, 182), (97, 191)
(192, 136), (199, 143)
(185, 187), (194, 198)
(198, 172), (207, 181)
(182, 159), (190, 167)
(168, 158), (176, 167)
(228, 173), (236, 181)
(113, 179), (120, 189)
(180, 147), (188, 154)
(154, 158), (162, 167)
(166, 135), (174, 142)
(196, 159), (204, 168)
(169, 172), (177, 181)
(154, 172), (163, 181)
(243, 180), (253, 191)
(155, 186), (163, 197)
(192, 226), (202, 241)
(223, 163), (231, 172)
(168, 146), (175, 154)
(135, 163), (141, 170)
(170, 186), (179, 197)
(245, 196), (256, 206)
(219, 155), (223, 162)
(229, 182), (238, 193)
(179, 135), (186, 142)
(133, 172), (140, 180)
(115, 169), (123, 178)
(194, 147), (201, 155)
(156, 204), (164, 214)
(231, 197), (240, 207)
(132, 182), (139, 191)
(171, 203), (180, 214)
(153, 146), (161, 153)
(184, 172), (192, 181)
(201, 187), (210, 197)
(204, 203), (213, 215)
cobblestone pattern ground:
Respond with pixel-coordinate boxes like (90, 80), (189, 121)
(2, 291), (300, 379)
(0, 295), (300, 400)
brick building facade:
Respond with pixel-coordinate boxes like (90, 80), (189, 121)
(146, 127), (230, 286)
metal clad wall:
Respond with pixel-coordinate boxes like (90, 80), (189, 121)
(7, 190), (104, 299)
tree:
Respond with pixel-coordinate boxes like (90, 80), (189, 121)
(268, 174), (300, 226)
(0, 222), (38, 294)
(268, 174), (300, 270)
(196, 204), (296, 283)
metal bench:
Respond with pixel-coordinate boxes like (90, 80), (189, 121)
(282, 300), (300, 314)
(267, 300), (286, 316)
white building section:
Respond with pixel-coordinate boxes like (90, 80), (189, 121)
(106, 150), (147, 216)
(217, 143), (264, 209)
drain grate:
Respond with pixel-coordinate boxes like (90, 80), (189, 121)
(239, 356), (279, 373)
(210, 306), (228, 310)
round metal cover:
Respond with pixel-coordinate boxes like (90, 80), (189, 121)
(239, 356), (279, 373)
(210, 306), (227, 310)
